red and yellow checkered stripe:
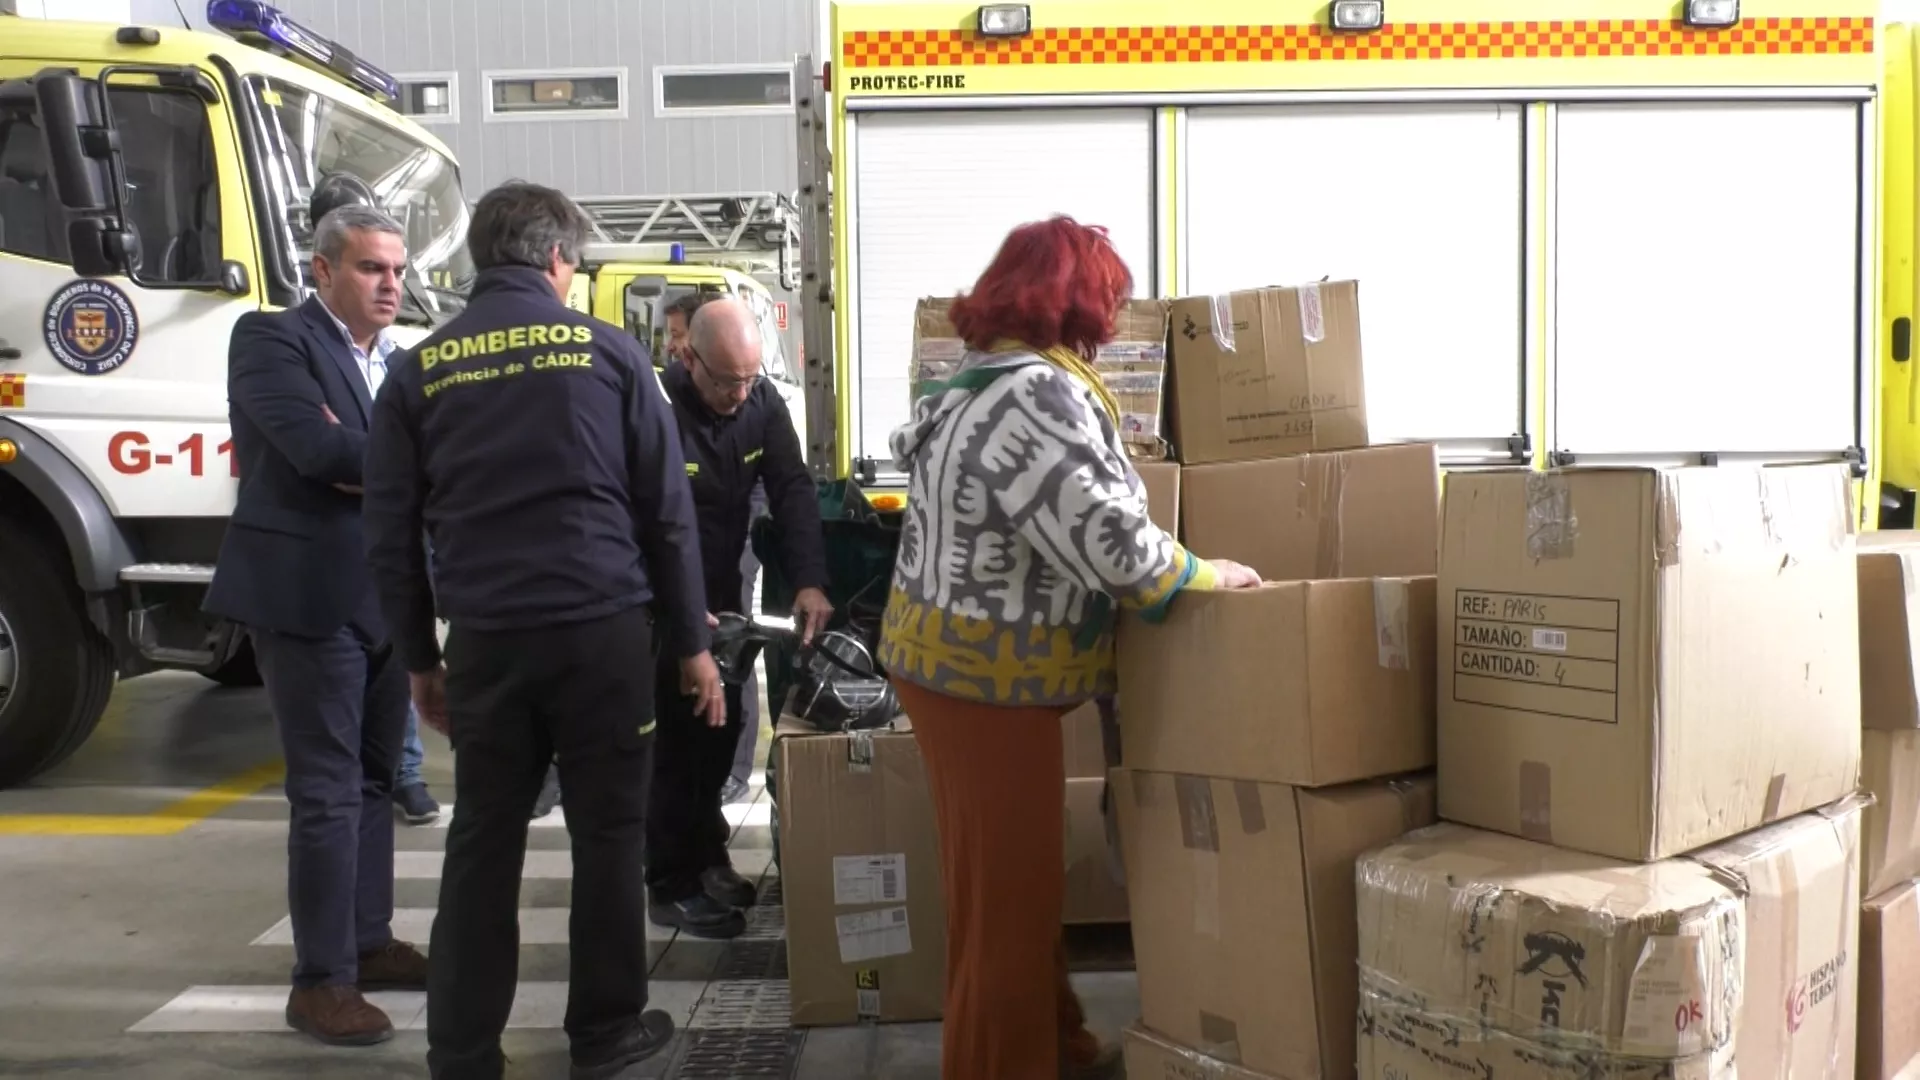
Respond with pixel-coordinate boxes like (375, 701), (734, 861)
(0, 374), (22, 409)
(842, 17), (1872, 67)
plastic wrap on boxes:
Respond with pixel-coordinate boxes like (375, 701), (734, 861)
(1355, 822), (1745, 1069)
(907, 296), (1170, 458)
(1358, 984), (1732, 1080)
(1356, 804), (1867, 1080)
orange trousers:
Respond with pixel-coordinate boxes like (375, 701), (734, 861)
(893, 680), (1103, 1080)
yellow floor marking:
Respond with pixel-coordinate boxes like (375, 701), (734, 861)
(0, 760), (285, 836)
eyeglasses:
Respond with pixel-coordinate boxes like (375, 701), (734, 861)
(691, 350), (763, 391)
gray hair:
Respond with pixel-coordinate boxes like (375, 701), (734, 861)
(314, 204), (405, 263)
(467, 180), (593, 272)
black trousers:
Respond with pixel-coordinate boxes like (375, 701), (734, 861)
(252, 622), (409, 989)
(425, 606), (659, 1079)
(644, 651), (745, 905)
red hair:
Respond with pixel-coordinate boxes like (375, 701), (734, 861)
(949, 215), (1133, 360)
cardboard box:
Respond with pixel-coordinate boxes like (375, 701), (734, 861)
(1863, 729), (1920, 898)
(1118, 577), (1436, 788)
(1436, 464), (1862, 861)
(1062, 700), (1111, 780)
(1138, 460), (1180, 538)
(1861, 880), (1920, 1080)
(775, 727), (946, 1026)
(1860, 544), (1920, 730)
(1167, 281), (1368, 465)
(1063, 777), (1128, 925)
(1121, 1023), (1277, 1080)
(1695, 799), (1861, 1079)
(1115, 768), (1435, 1080)
(909, 297), (1170, 451)
(1357, 800), (1864, 1080)
(1180, 442), (1441, 582)
(1357, 988), (1731, 1080)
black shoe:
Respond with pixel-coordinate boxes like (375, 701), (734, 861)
(702, 865), (757, 909)
(393, 783), (439, 826)
(569, 1009), (675, 1080)
(532, 766), (561, 820)
(649, 892), (746, 940)
(720, 776), (752, 805)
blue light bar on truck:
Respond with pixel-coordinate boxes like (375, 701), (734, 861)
(204, 1), (400, 103)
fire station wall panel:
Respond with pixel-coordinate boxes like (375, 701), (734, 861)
(1553, 101), (1861, 457)
(849, 109), (1155, 465)
(1183, 104), (1527, 449)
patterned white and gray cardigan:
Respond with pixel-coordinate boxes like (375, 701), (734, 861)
(876, 348), (1217, 707)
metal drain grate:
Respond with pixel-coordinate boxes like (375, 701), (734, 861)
(670, 1029), (804, 1078)
(716, 938), (788, 981)
(738, 901), (786, 942)
(686, 978), (792, 1029)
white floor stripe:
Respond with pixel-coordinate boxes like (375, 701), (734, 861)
(394, 849), (573, 879)
(127, 979), (707, 1034)
(427, 790), (773, 831)
(251, 907), (679, 946)
(724, 800), (773, 828)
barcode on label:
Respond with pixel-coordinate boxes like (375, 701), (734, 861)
(1532, 628), (1569, 652)
(887, 907), (907, 926)
(832, 853), (908, 906)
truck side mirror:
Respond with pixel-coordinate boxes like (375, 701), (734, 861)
(32, 72), (137, 279)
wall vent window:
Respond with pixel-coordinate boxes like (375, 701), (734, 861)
(485, 70), (627, 121)
(395, 75), (456, 123)
(655, 65), (793, 118)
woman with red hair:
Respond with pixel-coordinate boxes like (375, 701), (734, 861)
(878, 215), (1260, 1078)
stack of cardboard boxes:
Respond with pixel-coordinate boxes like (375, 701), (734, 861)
(1109, 278), (1877, 1080)
(780, 276), (1916, 1080)
(1353, 460), (1869, 1080)
(1854, 537), (1920, 1079)
(1106, 281), (1448, 1076)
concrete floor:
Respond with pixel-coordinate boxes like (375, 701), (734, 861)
(0, 670), (1141, 1079)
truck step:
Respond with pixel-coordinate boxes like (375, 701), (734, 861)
(119, 563), (215, 585)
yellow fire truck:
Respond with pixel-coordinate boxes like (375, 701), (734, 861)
(795, 0), (1911, 528)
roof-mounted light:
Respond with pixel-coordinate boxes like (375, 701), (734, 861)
(1329, 0), (1386, 32)
(1682, 0), (1739, 28)
(204, 1), (399, 104)
(977, 5), (1032, 38)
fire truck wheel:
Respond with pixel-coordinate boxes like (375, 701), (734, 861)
(199, 634), (263, 688)
(0, 528), (116, 789)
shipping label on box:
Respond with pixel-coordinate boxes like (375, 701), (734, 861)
(908, 297), (1170, 455)
(1119, 577), (1436, 788)
(1437, 464), (1862, 861)
(1167, 281), (1368, 465)
(776, 730), (946, 1026)
(1117, 768), (1435, 1080)
(1180, 442), (1440, 583)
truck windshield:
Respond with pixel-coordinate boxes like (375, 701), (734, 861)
(245, 76), (474, 323)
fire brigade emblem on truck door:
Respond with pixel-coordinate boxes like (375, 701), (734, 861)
(42, 279), (140, 377)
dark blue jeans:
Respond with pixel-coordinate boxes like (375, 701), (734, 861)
(252, 623), (410, 988)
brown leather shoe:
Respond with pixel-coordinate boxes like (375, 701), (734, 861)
(357, 939), (429, 991)
(285, 985), (394, 1046)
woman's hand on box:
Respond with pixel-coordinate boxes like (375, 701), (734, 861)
(1209, 559), (1263, 590)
